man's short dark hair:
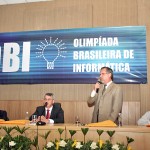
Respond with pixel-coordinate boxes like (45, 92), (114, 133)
(45, 93), (54, 99)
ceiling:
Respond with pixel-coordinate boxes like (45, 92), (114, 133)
(0, 0), (54, 5)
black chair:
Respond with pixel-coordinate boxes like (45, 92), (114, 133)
(0, 110), (9, 121)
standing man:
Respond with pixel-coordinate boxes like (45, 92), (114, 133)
(30, 93), (64, 124)
(87, 67), (123, 124)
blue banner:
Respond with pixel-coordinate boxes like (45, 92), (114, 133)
(0, 26), (147, 84)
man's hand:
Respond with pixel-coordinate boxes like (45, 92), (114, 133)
(94, 82), (100, 91)
(40, 115), (49, 123)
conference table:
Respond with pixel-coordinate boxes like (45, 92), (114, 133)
(66, 124), (150, 150)
(0, 123), (150, 150)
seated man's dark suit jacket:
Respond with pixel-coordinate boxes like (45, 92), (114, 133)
(29, 103), (64, 123)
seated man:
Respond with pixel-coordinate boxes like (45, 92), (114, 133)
(29, 93), (64, 124)
(137, 111), (150, 125)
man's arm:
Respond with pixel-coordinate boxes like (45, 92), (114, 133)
(53, 107), (64, 123)
(87, 82), (102, 106)
(29, 106), (43, 121)
(51, 103), (64, 123)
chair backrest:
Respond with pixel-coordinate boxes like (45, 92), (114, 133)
(54, 102), (61, 107)
(0, 110), (9, 121)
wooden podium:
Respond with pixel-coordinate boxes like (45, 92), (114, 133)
(0, 123), (149, 150)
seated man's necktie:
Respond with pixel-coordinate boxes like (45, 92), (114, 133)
(46, 109), (50, 119)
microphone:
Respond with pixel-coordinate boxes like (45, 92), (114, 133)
(96, 79), (103, 93)
(36, 102), (48, 126)
(44, 102), (48, 107)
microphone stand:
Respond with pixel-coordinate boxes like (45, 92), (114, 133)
(36, 102), (47, 126)
(36, 117), (46, 126)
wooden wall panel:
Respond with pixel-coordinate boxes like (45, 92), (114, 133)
(0, 4), (26, 32)
(128, 102), (137, 125)
(137, 0), (150, 25)
(136, 102), (141, 122)
(23, 1), (93, 30)
(0, 100), (140, 125)
(122, 101), (140, 125)
(122, 101), (129, 125)
(93, 0), (138, 27)
(139, 27), (150, 115)
(121, 84), (141, 102)
(140, 84), (150, 115)
(0, 84), (94, 101)
(61, 101), (93, 124)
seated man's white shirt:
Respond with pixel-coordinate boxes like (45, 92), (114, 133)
(45, 106), (54, 124)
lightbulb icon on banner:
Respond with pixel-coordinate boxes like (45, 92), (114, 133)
(36, 37), (66, 69)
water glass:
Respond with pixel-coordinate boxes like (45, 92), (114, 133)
(32, 115), (37, 123)
(75, 116), (80, 126)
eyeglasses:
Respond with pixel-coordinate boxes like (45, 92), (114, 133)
(100, 72), (109, 76)
(44, 98), (53, 101)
